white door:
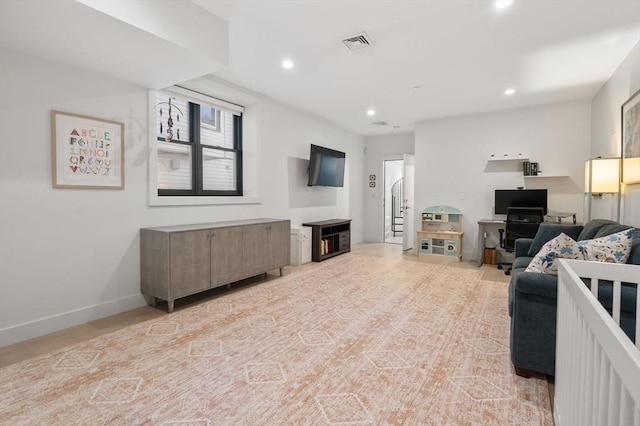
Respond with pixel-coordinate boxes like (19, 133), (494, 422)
(402, 154), (415, 251)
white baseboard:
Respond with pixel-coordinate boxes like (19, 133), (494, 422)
(0, 294), (147, 347)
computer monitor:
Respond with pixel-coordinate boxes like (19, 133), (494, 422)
(494, 189), (548, 215)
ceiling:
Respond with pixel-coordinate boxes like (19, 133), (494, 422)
(191, 0), (640, 136)
(0, 0), (229, 89)
(1, 1), (638, 137)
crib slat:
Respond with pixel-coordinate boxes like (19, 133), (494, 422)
(612, 280), (621, 326)
(637, 293), (640, 351)
(607, 367), (621, 425)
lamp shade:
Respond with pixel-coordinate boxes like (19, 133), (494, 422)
(622, 157), (640, 184)
(584, 157), (620, 193)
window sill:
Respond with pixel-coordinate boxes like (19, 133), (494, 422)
(148, 194), (261, 207)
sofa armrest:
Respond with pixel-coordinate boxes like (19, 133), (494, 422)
(514, 272), (558, 300)
(510, 271), (559, 376)
(514, 238), (534, 257)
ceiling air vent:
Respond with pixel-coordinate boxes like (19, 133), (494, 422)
(371, 121), (388, 126)
(343, 32), (374, 50)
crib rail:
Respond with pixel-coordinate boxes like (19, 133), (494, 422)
(555, 259), (640, 426)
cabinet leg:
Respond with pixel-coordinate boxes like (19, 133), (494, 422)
(168, 300), (174, 313)
(151, 297), (157, 307)
(279, 267), (284, 277)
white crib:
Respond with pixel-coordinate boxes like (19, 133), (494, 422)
(555, 259), (640, 426)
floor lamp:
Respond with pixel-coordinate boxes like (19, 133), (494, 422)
(584, 157), (620, 222)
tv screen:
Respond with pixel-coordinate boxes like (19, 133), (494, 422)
(308, 144), (345, 187)
(495, 189), (548, 215)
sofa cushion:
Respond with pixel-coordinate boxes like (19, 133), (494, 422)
(578, 219), (618, 241)
(513, 256), (533, 269)
(593, 224), (633, 238)
(578, 228), (634, 263)
(527, 223), (583, 257)
(586, 279), (639, 315)
(525, 233), (583, 274)
(515, 238), (534, 258)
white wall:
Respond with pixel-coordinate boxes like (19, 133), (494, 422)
(363, 133), (414, 242)
(414, 101), (591, 261)
(0, 48), (364, 346)
(260, 98), (364, 235)
(591, 41), (640, 227)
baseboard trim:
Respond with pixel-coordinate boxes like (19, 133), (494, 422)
(0, 294), (147, 347)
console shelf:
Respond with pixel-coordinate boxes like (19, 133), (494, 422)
(488, 154), (529, 162)
(302, 219), (351, 262)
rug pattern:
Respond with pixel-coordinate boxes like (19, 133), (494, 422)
(0, 253), (552, 425)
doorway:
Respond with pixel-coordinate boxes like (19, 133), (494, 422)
(383, 159), (404, 244)
(382, 155), (415, 250)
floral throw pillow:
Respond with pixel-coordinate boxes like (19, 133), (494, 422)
(578, 229), (634, 263)
(525, 233), (583, 274)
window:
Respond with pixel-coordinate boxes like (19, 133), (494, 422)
(156, 90), (243, 196)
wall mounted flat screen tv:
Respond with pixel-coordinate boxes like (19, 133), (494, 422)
(495, 189), (548, 214)
(308, 144), (345, 187)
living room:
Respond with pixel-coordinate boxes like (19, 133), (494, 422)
(1, 0), (639, 424)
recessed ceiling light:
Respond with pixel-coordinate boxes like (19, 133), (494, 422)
(505, 88), (515, 95)
(413, 85), (421, 90)
(367, 109), (376, 116)
(282, 59), (294, 69)
(495, 0), (513, 9)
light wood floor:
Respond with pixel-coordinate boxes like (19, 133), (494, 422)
(0, 243), (510, 368)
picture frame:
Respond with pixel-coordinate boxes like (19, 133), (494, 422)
(51, 110), (124, 189)
(621, 89), (640, 184)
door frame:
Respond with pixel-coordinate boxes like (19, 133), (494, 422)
(402, 153), (415, 251)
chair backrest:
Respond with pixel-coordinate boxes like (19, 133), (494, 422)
(504, 207), (545, 250)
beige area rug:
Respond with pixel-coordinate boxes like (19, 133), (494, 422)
(0, 253), (552, 425)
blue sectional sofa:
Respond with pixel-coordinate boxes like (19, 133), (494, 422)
(508, 219), (640, 377)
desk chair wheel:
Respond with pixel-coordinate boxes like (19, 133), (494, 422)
(505, 269), (511, 276)
(497, 265), (503, 270)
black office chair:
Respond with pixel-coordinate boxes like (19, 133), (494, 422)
(497, 207), (545, 275)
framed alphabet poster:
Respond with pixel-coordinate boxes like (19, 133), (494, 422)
(621, 89), (640, 184)
(51, 110), (124, 189)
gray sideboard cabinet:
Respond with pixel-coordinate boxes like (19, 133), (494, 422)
(140, 219), (290, 312)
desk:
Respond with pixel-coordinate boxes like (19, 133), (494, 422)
(477, 219), (505, 267)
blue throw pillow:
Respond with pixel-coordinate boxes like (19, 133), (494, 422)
(578, 229), (635, 263)
(527, 223), (584, 257)
(525, 233), (583, 274)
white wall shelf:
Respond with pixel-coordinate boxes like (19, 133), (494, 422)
(488, 154), (529, 162)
